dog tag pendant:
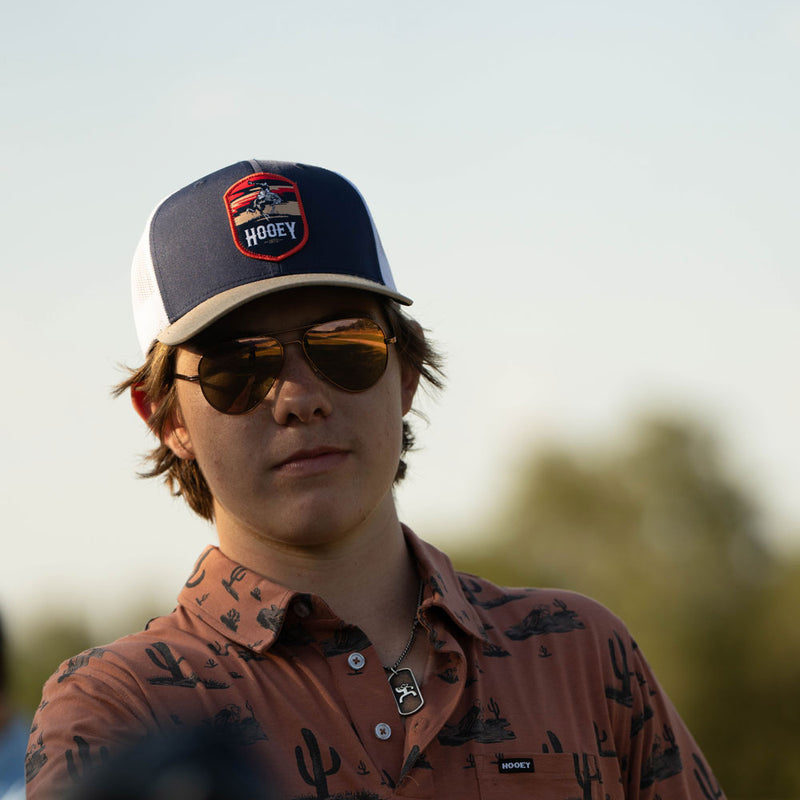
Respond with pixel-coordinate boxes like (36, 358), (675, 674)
(387, 667), (424, 716)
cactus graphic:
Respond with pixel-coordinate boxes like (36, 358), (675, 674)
(693, 753), (723, 800)
(222, 565), (247, 600)
(220, 608), (241, 632)
(438, 699), (515, 746)
(295, 727), (341, 799)
(505, 598), (584, 639)
(540, 730), (564, 754)
(605, 630), (634, 707)
(25, 733), (47, 782)
(438, 666), (459, 683)
(57, 647), (106, 683)
(573, 752), (602, 800)
(146, 642), (199, 687)
(65, 736), (110, 782)
(57, 648), (107, 683)
(593, 721), (617, 757)
(481, 641), (510, 658)
(459, 577), (526, 608)
(145, 642), (228, 689)
(641, 724), (683, 788)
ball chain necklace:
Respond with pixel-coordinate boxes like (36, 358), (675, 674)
(383, 581), (425, 716)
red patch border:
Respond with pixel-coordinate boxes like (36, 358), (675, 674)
(223, 172), (310, 262)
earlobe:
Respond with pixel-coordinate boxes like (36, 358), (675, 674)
(163, 424), (196, 461)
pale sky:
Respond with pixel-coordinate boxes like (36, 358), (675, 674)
(2, 0), (799, 632)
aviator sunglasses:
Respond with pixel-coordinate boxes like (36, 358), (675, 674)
(174, 317), (396, 415)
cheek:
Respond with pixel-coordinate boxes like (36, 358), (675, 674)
(367, 383), (407, 458)
(173, 388), (246, 467)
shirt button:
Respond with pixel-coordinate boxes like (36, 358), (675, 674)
(374, 723), (392, 740)
(292, 600), (311, 618)
(347, 652), (366, 671)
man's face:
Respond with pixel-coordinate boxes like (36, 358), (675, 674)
(165, 287), (419, 552)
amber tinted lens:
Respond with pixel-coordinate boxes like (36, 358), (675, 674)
(304, 318), (388, 391)
(198, 339), (283, 414)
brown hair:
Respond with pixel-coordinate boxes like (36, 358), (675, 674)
(113, 301), (444, 521)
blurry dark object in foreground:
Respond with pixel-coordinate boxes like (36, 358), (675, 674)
(0, 613), (29, 799)
(64, 727), (273, 800)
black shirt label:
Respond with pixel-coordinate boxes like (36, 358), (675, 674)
(498, 758), (535, 773)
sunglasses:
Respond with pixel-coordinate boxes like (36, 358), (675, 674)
(174, 317), (396, 414)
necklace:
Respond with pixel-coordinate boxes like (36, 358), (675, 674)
(383, 582), (425, 716)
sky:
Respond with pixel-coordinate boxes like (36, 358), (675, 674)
(2, 0), (799, 634)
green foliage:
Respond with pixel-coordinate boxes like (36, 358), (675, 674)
(451, 414), (798, 798)
(8, 602), (168, 714)
(8, 616), (95, 713)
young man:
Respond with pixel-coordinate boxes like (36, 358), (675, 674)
(27, 160), (726, 799)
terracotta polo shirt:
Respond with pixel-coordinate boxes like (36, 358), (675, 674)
(26, 528), (725, 800)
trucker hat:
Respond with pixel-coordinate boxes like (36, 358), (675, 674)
(131, 159), (412, 354)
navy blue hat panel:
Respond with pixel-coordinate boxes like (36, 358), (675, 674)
(277, 163), (382, 282)
(150, 161), (384, 326)
(150, 161), (260, 325)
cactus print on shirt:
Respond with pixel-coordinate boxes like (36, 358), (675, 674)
(26, 528), (725, 799)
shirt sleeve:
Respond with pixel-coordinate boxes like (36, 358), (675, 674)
(614, 628), (726, 799)
(25, 648), (154, 800)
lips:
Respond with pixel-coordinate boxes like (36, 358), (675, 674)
(273, 447), (349, 471)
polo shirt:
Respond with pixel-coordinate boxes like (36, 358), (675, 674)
(26, 528), (725, 799)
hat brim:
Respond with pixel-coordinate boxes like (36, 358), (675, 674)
(157, 273), (412, 346)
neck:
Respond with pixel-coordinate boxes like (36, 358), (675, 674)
(216, 506), (421, 666)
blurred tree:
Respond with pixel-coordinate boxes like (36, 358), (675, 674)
(9, 616), (95, 713)
(9, 601), (168, 714)
(451, 414), (795, 798)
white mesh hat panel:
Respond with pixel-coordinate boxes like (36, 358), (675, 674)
(131, 202), (170, 355)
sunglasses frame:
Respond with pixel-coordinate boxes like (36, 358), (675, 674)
(174, 316), (397, 414)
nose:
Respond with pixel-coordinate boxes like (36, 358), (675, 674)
(269, 342), (333, 425)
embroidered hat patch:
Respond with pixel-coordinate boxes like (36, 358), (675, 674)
(224, 172), (309, 261)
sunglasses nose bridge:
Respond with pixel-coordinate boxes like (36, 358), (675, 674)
(273, 335), (324, 384)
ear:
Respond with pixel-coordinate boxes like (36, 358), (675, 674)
(400, 361), (421, 416)
(399, 322), (423, 416)
(131, 382), (156, 425)
(130, 382), (196, 460)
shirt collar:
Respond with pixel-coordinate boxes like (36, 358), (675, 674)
(403, 525), (485, 641)
(177, 527), (485, 653)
